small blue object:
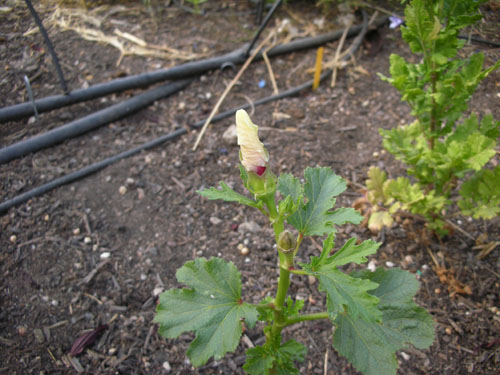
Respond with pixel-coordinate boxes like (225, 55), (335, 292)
(389, 16), (403, 29)
(416, 270), (422, 276)
(258, 79), (266, 88)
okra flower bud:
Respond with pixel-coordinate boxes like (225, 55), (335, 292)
(236, 109), (269, 176)
(235, 110), (276, 198)
(278, 230), (296, 254)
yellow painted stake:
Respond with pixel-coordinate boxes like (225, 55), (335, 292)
(312, 46), (324, 90)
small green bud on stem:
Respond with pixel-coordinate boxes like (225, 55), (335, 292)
(277, 230), (296, 253)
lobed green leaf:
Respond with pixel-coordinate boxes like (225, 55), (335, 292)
(197, 182), (262, 209)
(333, 268), (435, 375)
(154, 258), (258, 366)
(286, 167), (362, 236)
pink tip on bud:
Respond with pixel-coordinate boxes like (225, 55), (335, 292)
(255, 166), (266, 176)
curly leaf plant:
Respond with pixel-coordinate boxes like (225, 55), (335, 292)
(366, 0), (500, 234)
(154, 110), (435, 374)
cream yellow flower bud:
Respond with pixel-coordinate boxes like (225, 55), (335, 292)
(235, 109), (269, 176)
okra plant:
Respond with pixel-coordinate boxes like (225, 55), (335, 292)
(154, 110), (435, 374)
(366, 0), (500, 233)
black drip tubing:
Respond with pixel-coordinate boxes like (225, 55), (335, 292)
(0, 79), (192, 165)
(24, 0), (69, 94)
(246, 0), (283, 57)
(0, 46), (247, 124)
(0, 10), (373, 215)
(0, 16), (388, 124)
(0, 70), (332, 215)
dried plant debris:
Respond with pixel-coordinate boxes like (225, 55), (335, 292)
(43, 5), (207, 65)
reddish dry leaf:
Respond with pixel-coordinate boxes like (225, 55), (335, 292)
(70, 324), (108, 357)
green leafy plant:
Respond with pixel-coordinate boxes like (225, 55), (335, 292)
(154, 110), (434, 374)
(185, 0), (208, 14)
(366, 0), (500, 233)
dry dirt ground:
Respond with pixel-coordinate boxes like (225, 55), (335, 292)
(1, 1), (500, 374)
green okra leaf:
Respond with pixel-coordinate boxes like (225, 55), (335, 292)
(154, 258), (258, 367)
(285, 167), (362, 236)
(197, 181), (262, 209)
(326, 238), (380, 268)
(303, 261), (382, 323)
(333, 268), (435, 375)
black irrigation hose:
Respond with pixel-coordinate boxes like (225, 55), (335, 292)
(24, 0), (69, 94)
(0, 10), (372, 215)
(0, 71), (328, 215)
(457, 34), (500, 48)
(0, 79), (192, 165)
(0, 16), (388, 124)
(0, 46), (248, 124)
(245, 0), (283, 57)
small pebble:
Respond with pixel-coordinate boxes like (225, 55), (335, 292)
(400, 352), (410, 361)
(119, 185), (127, 195)
(140, 274), (147, 281)
(209, 217), (222, 225)
(385, 261), (395, 268)
(105, 175), (112, 182)
(84, 236), (92, 244)
(178, 102), (186, 110)
(240, 246), (249, 256)
(196, 250), (203, 256)
(372, 151), (380, 158)
(244, 257), (251, 263)
(51, 300), (59, 307)
(404, 255), (413, 264)
(367, 260), (376, 272)
(222, 125), (237, 145)
(18, 326), (27, 336)
(434, 288), (441, 294)
(126, 177), (135, 186)
(308, 275), (317, 285)
(238, 221), (261, 233)
(237, 243), (245, 251)
(162, 361), (172, 372)
(108, 347), (117, 355)
(153, 287), (164, 296)
(445, 327), (452, 335)
(43, 214), (50, 221)
(137, 188), (145, 200)
(100, 252), (111, 259)
(243, 238), (249, 246)
(9, 234), (17, 244)
(33, 328), (45, 343)
(73, 228), (81, 235)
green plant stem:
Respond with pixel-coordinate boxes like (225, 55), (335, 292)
(269, 265), (291, 347)
(260, 193), (293, 352)
(285, 312), (329, 326)
(288, 268), (308, 275)
(262, 193), (285, 263)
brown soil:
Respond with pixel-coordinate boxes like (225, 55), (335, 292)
(1, 1), (499, 374)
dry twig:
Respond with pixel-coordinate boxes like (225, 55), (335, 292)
(192, 30), (276, 151)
